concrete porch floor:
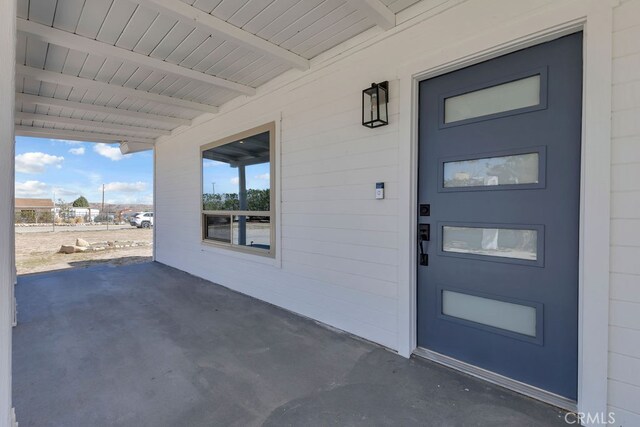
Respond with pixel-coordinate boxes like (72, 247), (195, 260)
(13, 262), (568, 426)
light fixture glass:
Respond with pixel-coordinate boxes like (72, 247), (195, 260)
(362, 81), (389, 128)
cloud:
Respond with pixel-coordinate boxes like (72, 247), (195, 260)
(15, 152), (64, 174)
(101, 182), (147, 193)
(51, 187), (79, 198)
(254, 173), (270, 180)
(69, 146), (85, 155)
(230, 177), (239, 185)
(15, 180), (50, 198)
(93, 144), (124, 161)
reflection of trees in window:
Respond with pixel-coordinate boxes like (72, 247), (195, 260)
(202, 189), (269, 211)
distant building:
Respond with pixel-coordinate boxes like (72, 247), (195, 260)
(14, 198), (54, 224)
(63, 207), (100, 222)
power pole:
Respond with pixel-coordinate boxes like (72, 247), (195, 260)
(212, 182), (215, 194)
(52, 191), (55, 232)
(102, 184), (107, 230)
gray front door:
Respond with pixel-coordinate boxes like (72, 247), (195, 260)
(417, 33), (582, 400)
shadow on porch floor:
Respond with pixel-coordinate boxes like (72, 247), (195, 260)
(13, 262), (568, 426)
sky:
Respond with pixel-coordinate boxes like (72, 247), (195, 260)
(15, 136), (153, 205)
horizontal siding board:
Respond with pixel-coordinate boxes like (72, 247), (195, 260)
(611, 137), (640, 164)
(610, 219), (640, 247)
(608, 406), (640, 427)
(609, 300), (640, 330)
(610, 273), (640, 304)
(608, 352), (640, 387)
(608, 380), (640, 418)
(611, 246), (640, 276)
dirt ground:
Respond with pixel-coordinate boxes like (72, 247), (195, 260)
(16, 227), (153, 275)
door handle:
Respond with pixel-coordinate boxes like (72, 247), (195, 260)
(418, 224), (430, 266)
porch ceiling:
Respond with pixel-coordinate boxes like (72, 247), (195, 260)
(14, 0), (422, 146)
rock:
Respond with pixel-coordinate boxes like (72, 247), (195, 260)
(107, 241), (115, 247)
(74, 246), (88, 253)
(76, 238), (90, 247)
(59, 245), (75, 254)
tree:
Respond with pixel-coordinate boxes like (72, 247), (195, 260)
(72, 196), (89, 207)
(56, 199), (71, 222)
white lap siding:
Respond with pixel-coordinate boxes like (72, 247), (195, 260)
(608, 0), (640, 425)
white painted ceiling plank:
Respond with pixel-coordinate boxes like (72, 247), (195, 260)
(269, 0), (344, 47)
(227, 0), (275, 28)
(52, 0), (85, 33)
(242, 0), (303, 35)
(345, 0), (395, 30)
(134, 14), (177, 55)
(302, 17), (372, 58)
(179, 36), (225, 70)
(116, 5), (159, 51)
(28, 0), (58, 26)
(192, 0), (223, 14)
(16, 33), (27, 65)
(292, 11), (366, 55)
(60, 49), (88, 76)
(17, 0), (29, 19)
(96, 0), (139, 45)
(76, 0), (114, 39)
(130, 0), (309, 70)
(164, 29), (210, 64)
(256, 0), (323, 41)
(15, 125), (156, 144)
(149, 22), (194, 60)
(211, 0), (248, 22)
(15, 112), (172, 136)
(78, 55), (107, 80)
(198, 42), (237, 73)
(25, 36), (48, 69)
(43, 45), (69, 73)
(280, 3), (353, 51)
(18, 19), (256, 95)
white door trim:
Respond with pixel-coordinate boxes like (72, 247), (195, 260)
(396, 0), (613, 417)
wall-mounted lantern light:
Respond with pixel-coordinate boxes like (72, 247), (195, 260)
(362, 81), (389, 128)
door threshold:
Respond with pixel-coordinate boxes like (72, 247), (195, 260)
(413, 347), (577, 412)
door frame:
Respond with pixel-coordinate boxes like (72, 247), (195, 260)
(396, 0), (613, 417)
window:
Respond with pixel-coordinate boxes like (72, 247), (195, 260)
(201, 123), (275, 256)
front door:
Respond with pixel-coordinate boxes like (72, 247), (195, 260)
(417, 33), (582, 400)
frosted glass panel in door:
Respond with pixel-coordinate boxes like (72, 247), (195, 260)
(442, 290), (537, 337)
(444, 75), (541, 123)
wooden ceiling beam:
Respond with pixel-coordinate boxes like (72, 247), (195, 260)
(15, 112), (171, 136)
(16, 64), (219, 113)
(16, 93), (191, 127)
(15, 125), (156, 144)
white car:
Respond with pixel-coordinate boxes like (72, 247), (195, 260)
(132, 212), (154, 228)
